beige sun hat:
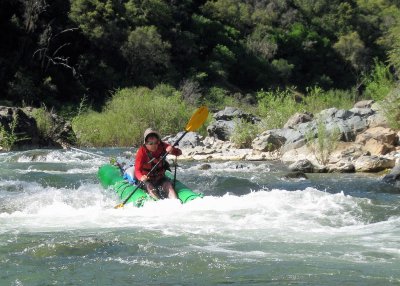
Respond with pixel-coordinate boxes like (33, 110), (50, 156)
(143, 128), (161, 143)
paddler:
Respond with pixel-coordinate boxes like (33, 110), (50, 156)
(134, 128), (182, 200)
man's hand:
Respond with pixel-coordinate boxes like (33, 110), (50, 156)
(140, 175), (148, 182)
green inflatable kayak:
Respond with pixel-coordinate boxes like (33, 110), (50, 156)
(98, 164), (203, 207)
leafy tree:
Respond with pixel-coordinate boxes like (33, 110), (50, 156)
(121, 25), (171, 85)
(333, 31), (368, 73)
(202, 0), (252, 32)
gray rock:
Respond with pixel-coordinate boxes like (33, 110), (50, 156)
(289, 159), (314, 173)
(270, 128), (307, 152)
(252, 132), (286, 152)
(207, 120), (235, 141)
(335, 109), (354, 120)
(198, 164), (212, 170)
(348, 107), (375, 118)
(382, 163), (400, 188)
(353, 100), (375, 109)
(346, 116), (369, 133)
(165, 131), (204, 148)
(354, 155), (395, 172)
(367, 113), (389, 128)
(296, 121), (318, 137)
(281, 171), (308, 179)
(284, 112), (313, 129)
(326, 161), (355, 173)
(318, 107), (339, 119)
(213, 106), (260, 123)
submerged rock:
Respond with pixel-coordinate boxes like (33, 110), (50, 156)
(281, 171), (308, 180)
(199, 164), (212, 170)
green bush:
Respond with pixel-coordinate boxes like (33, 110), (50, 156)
(31, 107), (54, 138)
(364, 61), (395, 101)
(204, 87), (237, 109)
(302, 87), (354, 114)
(72, 85), (193, 147)
(306, 118), (341, 166)
(230, 118), (259, 148)
(382, 84), (400, 130)
(257, 89), (299, 130)
(0, 114), (29, 151)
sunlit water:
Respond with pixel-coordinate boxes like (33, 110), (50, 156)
(0, 148), (399, 285)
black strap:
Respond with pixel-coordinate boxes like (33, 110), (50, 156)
(144, 144), (171, 174)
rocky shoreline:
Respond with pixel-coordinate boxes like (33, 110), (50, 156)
(166, 102), (400, 188)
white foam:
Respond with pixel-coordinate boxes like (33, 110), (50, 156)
(13, 149), (106, 165)
(14, 166), (98, 175)
(0, 186), (382, 232)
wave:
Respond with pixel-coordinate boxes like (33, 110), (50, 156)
(1, 184), (398, 237)
(0, 149), (107, 165)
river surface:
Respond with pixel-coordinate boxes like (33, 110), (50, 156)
(0, 148), (399, 285)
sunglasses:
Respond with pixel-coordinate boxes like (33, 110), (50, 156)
(146, 141), (158, 145)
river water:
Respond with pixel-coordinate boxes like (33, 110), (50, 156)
(0, 148), (399, 285)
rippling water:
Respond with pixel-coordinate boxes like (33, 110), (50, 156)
(0, 148), (399, 285)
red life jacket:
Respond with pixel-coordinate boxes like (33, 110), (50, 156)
(135, 143), (170, 181)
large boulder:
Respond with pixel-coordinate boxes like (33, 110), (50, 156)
(213, 106), (260, 123)
(353, 100), (374, 109)
(382, 163), (400, 189)
(252, 131), (286, 152)
(284, 112), (313, 129)
(355, 127), (398, 156)
(356, 127), (398, 145)
(288, 159), (315, 173)
(354, 155), (395, 172)
(207, 107), (260, 141)
(0, 106), (40, 149)
(207, 120), (235, 141)
(165, 131), (204, 148)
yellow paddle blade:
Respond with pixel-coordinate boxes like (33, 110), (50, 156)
(114, 203), (124, 209)
(185, 106), (209, 132)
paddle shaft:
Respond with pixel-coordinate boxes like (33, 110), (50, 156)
(173, 156), (177, 189)
(118, 131), (188, 207)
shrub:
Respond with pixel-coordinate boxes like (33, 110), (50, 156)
(382, 84), (400, 130)
(204, 87), (237, 109)
(72, 85), (193, 147)
(31, 106), (54, 138)
(306, 118), (340, 166)
(230, 118), (259, 148)
(0, 114), (30, 151)
(364, 61), (395, 101)
(257, 88), (299, 130)
(302, 86), (354, 113)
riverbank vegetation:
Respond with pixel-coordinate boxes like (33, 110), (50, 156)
(1, 0), (400, 147)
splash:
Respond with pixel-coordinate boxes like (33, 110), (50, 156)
(1, 183), (390, 236)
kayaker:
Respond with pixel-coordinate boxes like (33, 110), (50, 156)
(134, 128), (182, 200)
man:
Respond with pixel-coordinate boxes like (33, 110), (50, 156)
(134, 128), (182, 200)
